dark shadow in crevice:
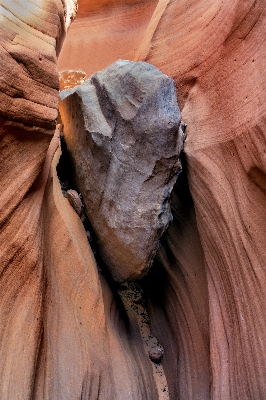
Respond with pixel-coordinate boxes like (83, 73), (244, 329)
(56, 132), (74, 193)
(55, 118), (132, 327)
(140, 151), (193, 302)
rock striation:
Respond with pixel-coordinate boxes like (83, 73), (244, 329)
(58, 0), (158, 77)
(0, 0), (77, 134)
(0, 1), (77, 398)
(136, 0), (266, 398)
(0, 4), (165, 399)
(1, 0), (266, 399)
(59, 60), (185, 282)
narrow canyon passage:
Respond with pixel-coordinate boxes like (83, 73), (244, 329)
(0, 0), (266, 399)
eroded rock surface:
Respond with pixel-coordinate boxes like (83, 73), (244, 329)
(0, 4), (164, 399)
(0, 1), (78, 397)
(136, 0), (266, 398)
(0, 0), (77, 134)
(59, 70), (87, 91)
(58, 0), (158, 77)
(1, 0), (266, 399)
(59, 60), (184, 282)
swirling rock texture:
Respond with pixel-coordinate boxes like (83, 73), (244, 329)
(58, 0), (158, 77)
(0, 0), (76, 398)
(1, 0), (266, 399)
(59, 60), (184, 282)
(134, 0), (266, 398)
(0, 1), (167, 399)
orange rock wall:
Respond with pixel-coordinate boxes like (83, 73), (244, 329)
(1, 0), (266, 399)
(0, 1), (163, 398)
(0, 1), (73, 396)
(58, 0), (158, 77)
(136, 0), (266, 397)
(34, 147), (159, 399)
(60, 0), (266, 396)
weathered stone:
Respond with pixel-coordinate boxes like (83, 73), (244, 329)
(59, 70), (87, 91)
(66, 189), (83, 217)
(149, 346), (164, 363)
(59, 60), (184, 282)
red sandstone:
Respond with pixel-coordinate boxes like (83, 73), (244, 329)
(1, 0), (266, 398)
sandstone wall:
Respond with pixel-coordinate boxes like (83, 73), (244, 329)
(1, 0), (266, 399)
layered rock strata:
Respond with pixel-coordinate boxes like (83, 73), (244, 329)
(135, 0), (266, 398)
(1, 0), (266, 399)
(59, 60), (185, 282)
(0, 0), (77, 134)
(58, 0), (158, 76)
(0, 2), (172, 399)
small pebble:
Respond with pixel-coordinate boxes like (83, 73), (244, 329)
(134, 294), (143, 303)
(67, 189), (83, 216)
(120, 282), (129, 290)
(61, 180), (69, 191)
(148, 346), (164, 363)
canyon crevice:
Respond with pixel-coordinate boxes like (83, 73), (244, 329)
(1, 0), (266, 399)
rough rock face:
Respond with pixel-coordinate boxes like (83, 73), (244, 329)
(59, 60), (184, 282)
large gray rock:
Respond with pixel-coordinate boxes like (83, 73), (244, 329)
(59, 60), (184, 282)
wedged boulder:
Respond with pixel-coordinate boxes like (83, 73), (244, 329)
(59, 60), (184, 282)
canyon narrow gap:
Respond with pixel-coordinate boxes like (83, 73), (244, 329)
(0, 0), (266, 399)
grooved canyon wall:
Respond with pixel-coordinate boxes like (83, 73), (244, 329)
(1, 0), (266, 399)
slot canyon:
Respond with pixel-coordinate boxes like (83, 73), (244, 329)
(0, 0), (266, 398)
